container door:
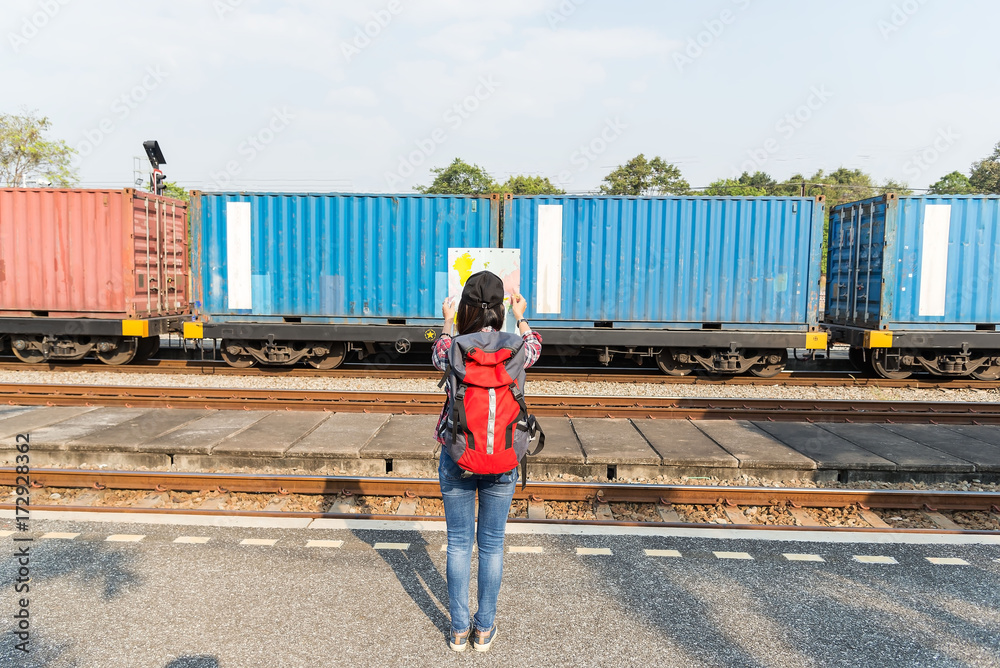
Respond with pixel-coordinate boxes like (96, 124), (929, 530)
(828, 197), (888, 328)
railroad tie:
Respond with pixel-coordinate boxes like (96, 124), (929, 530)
(396, 498), (418, 516)
(923, 511), (962, 531)
(787, 507), (823, 527)
(723, 507), (751, 525)
(858, 509), (891, 528)
(527, 498), (546, 520)
(657, 504), (682, 523)
(594, 502), (614, 521)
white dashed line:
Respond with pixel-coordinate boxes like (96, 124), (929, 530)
(926, 557), (970, 566)
(373, 542), (409, 550)
(783, 553), (825, 562)
(0, 530), (14, 537)
(174, 537), (211, 544)
(106, 534), (145, 542)
(714, 551), (753, 560)
(41, 532), (80, 540)
(645, 549), (682, 558)
(854, 555), (898, 564)
(306, 540), (343, 548)
(240, 538), (277, 546)
(576, 547), (612, 556)
(508, 546), (544, 554)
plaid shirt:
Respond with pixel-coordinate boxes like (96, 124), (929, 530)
(432, 325), (542, 445)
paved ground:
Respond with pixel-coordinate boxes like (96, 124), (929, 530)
(4, 405), (1000, 482)
(1, 513), (998, 667)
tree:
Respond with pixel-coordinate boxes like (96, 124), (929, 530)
(500, 175), (565, 195)
(161, 181), (190, 202)
(416, 158), (498, 194)
(702, 171), (776, 196)
(598, 154), (689, 195)
(928, 170), (976, 195)
(879, 179), (913, 196)
(969, 141), (1000, 194)
(0, 109), (78, 187)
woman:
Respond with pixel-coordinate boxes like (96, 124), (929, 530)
(432, 271), (542, 653)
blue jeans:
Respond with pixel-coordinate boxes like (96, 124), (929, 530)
(438, 449), (518, 634)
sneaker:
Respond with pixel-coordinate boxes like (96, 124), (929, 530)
(449, 628), (470, 652)
(473, 625), (497, 652)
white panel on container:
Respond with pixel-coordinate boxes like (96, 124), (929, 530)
(536, 205), (562, 313)
(917, 204), (951, 317)
(226, 202), (252, 310)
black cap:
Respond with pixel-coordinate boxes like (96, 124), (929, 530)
(461, 271), (504, 309)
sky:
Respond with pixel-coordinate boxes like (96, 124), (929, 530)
(3, 0), (998, 194)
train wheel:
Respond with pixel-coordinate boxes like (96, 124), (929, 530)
(11, 345), (45, 364)
(749, 349), (788, 378)
(220, 340), (257, 368)
(96, 338), (138, 365)
(307, 342), (347, 370)
(133, 336), (160, 363)
(971, 365), (1000, 381)
(869, 350), (911, 379)
(656, 349), (691, 376)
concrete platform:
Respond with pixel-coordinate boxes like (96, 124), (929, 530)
(1, 405), (999, 482)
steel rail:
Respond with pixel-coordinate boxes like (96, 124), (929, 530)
(2, 382), (1000, 422)
(2, 359), (998, 390)
(5, 469), (1000, 511)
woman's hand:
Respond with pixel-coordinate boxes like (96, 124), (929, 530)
(442, 296), (457, 322)
(511, 292), (527, 320)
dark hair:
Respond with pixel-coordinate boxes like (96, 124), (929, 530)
(456, 301), (505, 335)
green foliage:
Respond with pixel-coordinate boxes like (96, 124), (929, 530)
(969, 141), (1000, 194)
(500, 174), (565, 195)
(161, 181), (190, 202)
(702, 172), (777, 196)
(879, 179), (913, 196)
(598, 154), (689, 196)
(0, 109), (78, 187)
(416, 158), (498, 195)
(928, 171), (976, 195)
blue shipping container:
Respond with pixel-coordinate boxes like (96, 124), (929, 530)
(191, 192), (498, 324)
(502, 195), (825, 329)
(825, 194), (1000, 330)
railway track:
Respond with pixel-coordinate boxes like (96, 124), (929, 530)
(2, 381), (999, 422)
(2, 358), (1000, 390)
(5, 469), (999, 534)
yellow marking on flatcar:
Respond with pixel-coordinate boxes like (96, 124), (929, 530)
(121, 320), (149, 337)
(864, 331), (893, 348)
(805, 332), (827, 349)
(183, 322), (204, 339)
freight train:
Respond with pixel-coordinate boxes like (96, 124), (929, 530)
(2, 188), (999, 380)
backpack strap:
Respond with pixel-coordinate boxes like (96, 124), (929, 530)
(509, 382), (545, 490)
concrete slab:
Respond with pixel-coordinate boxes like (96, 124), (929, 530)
(0, 406), (97, 442)
(0, 450), (171, 469)
(693, 420), (816, 470)
(211, 412), (328, 457)
(142, 411), (270, 454)
(285, 413), (389, 458)
(172, 454), (386, 476)
(1, 407), (151, 450)
(881, 424), (1000, 472)
(527, 417), (584, 464)
(0, 406), (36, 420)
(819, 423), (975, 472)
(633, 419), (738, 468)
(360, 415), (440, 460)
(67, 409), (212, 452)
(753, 421), (895, 470)
(572, 418), (660, 465)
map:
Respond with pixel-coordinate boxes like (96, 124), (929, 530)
(447, 248), (521, 333)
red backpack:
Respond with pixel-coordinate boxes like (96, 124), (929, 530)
(440, 331), (544, 484)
